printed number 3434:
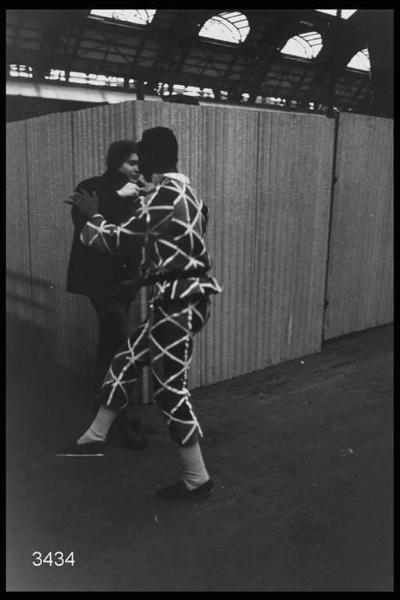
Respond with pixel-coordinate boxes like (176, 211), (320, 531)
(32, 551), (75, 567)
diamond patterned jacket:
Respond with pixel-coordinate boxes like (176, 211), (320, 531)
(80, 172), (222, 303)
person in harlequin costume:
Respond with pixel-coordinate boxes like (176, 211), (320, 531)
(57, 127), (222, 502)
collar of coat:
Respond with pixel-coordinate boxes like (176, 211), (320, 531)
(103, 168), (130, 187)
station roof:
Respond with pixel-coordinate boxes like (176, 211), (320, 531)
(6, 9), (373, 112)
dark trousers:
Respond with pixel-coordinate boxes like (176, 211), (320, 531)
(89, 294), (131, 406)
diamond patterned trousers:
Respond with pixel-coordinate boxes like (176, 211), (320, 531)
(97, 294), (211, 446)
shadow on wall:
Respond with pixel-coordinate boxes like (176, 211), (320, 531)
(6, 269), (96, 397)
(6, 269), (58, 378)
(7, 270), (151, 405)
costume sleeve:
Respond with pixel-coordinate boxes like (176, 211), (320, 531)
(80, 187), (174, 255)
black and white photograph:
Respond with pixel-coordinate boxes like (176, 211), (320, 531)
(5, 7), (394, 592)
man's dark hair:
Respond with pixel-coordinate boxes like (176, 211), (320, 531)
(106, 140), (138, 170)
(138, 127), (178, 178)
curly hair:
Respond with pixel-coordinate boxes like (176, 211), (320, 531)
(106, 140), (138, 170)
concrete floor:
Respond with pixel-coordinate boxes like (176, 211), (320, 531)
(6, 324), (393, 591)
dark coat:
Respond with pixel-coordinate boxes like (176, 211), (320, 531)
(66, 169), (142, 299)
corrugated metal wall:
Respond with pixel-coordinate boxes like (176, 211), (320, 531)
(25, 113), (76, 368)
(7, 101), (392, 401)
(252, 110), (334, 369)
(324, 113), (393, 340)
(6, 121), (33, 358)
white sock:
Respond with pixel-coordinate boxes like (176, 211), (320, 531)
(77, 406), (118, 445)
(178, 442), (210, 490)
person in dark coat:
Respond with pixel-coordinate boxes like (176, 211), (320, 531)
(66, 140), (146, 448)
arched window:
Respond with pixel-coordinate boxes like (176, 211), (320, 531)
(90, 9), (156, 26)
(280, 31), (323, 59)
(346, 49), (370, 72)
(315, 9), (357, 19)
(199, 12), (250, 44)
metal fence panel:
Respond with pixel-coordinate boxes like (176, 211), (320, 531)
(324, 113), (393, 339)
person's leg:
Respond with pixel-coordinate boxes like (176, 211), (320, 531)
(89, 295), (130, 394)
(104, 296), (145, 431)
(90, 294), (145, 446)
(55, 318), (150, 455)
(149, 296), (213, 498)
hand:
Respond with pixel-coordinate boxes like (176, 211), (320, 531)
(116, 182), (141, 198)
(65, 189), (99, 218)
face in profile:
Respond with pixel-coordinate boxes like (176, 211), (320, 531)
(119, 153), (140, 181)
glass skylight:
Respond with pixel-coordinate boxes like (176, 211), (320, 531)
(346, 49), (370, 72)
(199, 12), (250, 44)
(281, 31), (323, 59)
(315, 9), (357, 19)
(90, 10), (156, 26)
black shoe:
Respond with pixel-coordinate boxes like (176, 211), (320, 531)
(156, 479), (214, 502)
(54, 441), (105, 457)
